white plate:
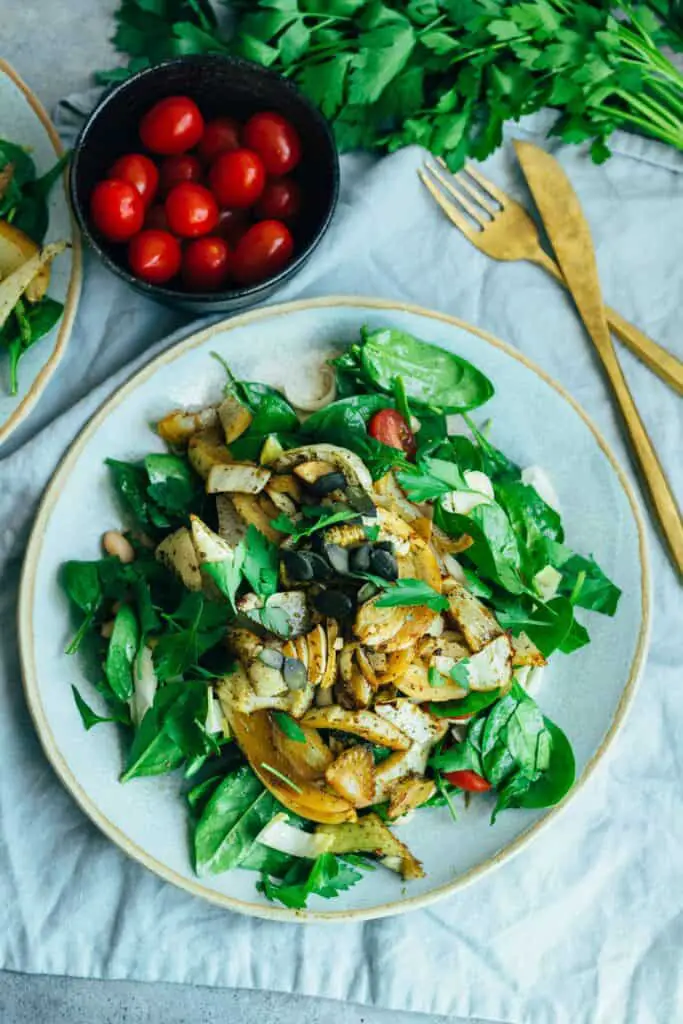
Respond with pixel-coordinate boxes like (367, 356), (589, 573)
(19, 297), (650, 922)
(0, 60), (81, 445)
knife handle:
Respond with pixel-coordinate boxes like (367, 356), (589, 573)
(596, 341), (683, 574)
(535, 251), (683, 395)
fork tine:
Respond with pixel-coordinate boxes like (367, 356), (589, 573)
(424, 162), (488, 229)
(463, 162), (508, 206)
(453, 171), (497, 216)
(417, 168), (477, 239)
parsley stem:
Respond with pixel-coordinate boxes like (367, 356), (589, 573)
(185, 0), (213, 33)
(615, 89), (682, 136)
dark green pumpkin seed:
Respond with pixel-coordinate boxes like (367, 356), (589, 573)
(325, 544), (350, 575)
(283, 657), (308, 690)
(313, 589), (354, 618)
(345, 486), (376, 515)
(370, 548), (399, 580)
(308, 552), (334, 580)
(282, 550), (314, 581)
(259, 648), (284, 670)
(309, 471), (347, 496)
(349, 544), (371, 573)
(357, 581), (378, 604)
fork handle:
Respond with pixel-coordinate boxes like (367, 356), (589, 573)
(534, 250), (683, 395)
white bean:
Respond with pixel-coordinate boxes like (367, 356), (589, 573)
(102, 530), (135, 564)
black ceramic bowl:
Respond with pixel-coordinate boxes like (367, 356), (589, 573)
(70, 55), (339, 313)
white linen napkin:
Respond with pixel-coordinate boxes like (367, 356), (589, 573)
(0, 94), (681, 1022)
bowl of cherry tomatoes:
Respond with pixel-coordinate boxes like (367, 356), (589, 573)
(69, 55), (339, 312)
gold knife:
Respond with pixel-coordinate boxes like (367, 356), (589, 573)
(514, 139), (683, 575)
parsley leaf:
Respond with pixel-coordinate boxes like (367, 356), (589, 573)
(375, 577), (448, 612)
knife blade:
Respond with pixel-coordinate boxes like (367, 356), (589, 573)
(514, 138), (683, 574)
(513, 140), (613, 351)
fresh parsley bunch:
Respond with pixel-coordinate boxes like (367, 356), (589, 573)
(99, 0), (683, 168)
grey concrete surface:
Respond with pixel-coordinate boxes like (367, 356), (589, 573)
(1, 3), (469, 1023)
(0, 973), (491, 1024)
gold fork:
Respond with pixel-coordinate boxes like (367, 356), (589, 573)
(419, 159), (683, 395)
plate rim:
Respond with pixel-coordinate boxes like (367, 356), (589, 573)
(18, 295), (651, 923)
(0, 59), (83, 445)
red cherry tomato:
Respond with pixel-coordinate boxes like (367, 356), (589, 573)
(139, 96), (204, 155)
(182, 236), (231, 292)
(108, 153), (159, 206)
(368, 409), (416, 459)
(443, 770), (491, 792)
(233, 220), (294, 285)
(128, 229), (181, 285)
(144, 204), (169, 232)
(198, 117), (241, 162)
(243, 112), (301, 175)
(208, 149), (265, 209)
(165, 182), (218, 238)
(158, 154), (203, 196)
(90, 178), (144, 242)
(255, 177), (301, 221)
(215, 207), (250, 246)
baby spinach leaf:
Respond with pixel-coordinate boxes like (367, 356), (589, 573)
(462, 568), (492, 598)
(0, 296), (63, 395)
(509, 717), (575, 810)
(121, 680), (209, 781)
(559, 615), (591, 654)
(430, 687), (502, 718)
(397, 457), (466, 502)
(536, 539), (621, 616)
(495, 595), (575, 658)
(464, 415), (520, 482)
(236, 381), (300, 435)
(144, 453), (197, 516)
(360, 327), (494, 412)
(71, 685), (115, 730)
(106, 459), (169, 530)
(105, 604), (139, 701)
(375, 577), (449, 612)
(194, 766), (278, 875)
(495, 479), (564, 552)
(62, 560), (102, 653)
(436, 499), (524, 594)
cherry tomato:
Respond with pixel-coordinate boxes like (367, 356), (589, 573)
(158, 154), (203, 196)
(243, 112), (301, 175)
(443, 770), (491, 792)
(368, 409), (416, 459)
(165, 182), (218, 238)
(233, 219), (294, 285)
(128, 229), (181, 285)
(208, 149), (265, 208)
(198, 117), (241, 162)
(139, 96), (204, 155)
(215, 207), (250, 246)
(144, 204), (170, 232)
(108, 153), (159, 206)
(90, 178), (144, 242)
(182, 236), (231, 291)
(255, 177), (301, 221)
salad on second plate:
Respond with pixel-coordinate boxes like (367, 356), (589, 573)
(0, 138), (68, 395)
(62, 325), (620, 910)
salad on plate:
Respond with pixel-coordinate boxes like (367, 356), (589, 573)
(62, 325), (620, 910)
(0, 138), (68, 395)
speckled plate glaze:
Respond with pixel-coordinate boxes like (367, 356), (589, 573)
(19, 297), (650, 922)
(0, 60), (81, 445)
